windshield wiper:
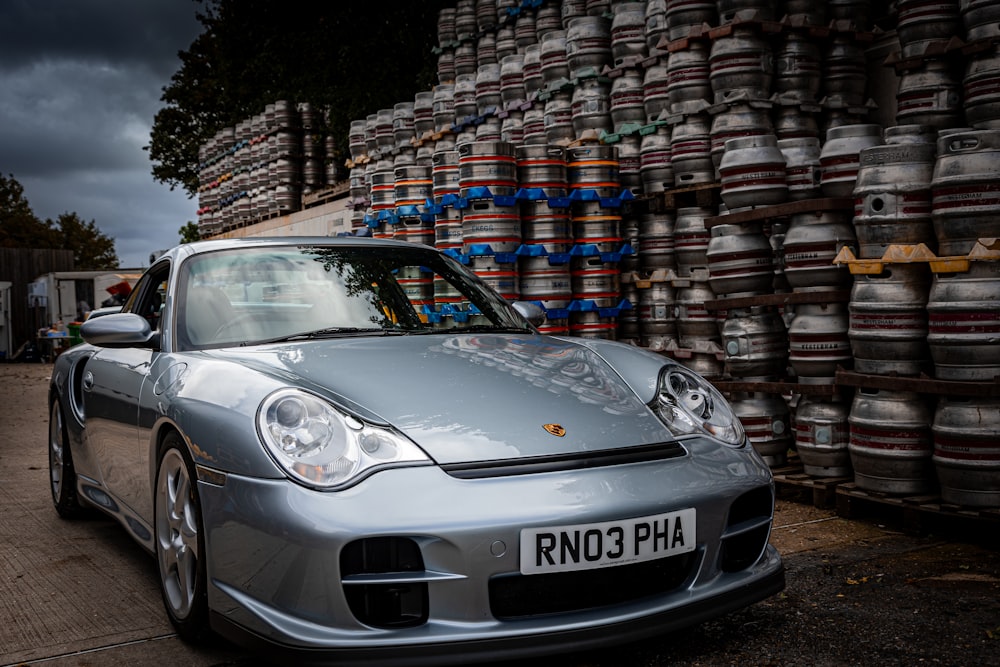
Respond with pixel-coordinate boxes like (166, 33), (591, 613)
(254, 327), (411, 345)
(445, 325), (532, 333)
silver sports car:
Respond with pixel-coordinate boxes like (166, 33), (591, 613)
(48, 237), (784, 665)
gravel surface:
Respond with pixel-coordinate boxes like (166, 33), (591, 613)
(3, 361), (999, 667)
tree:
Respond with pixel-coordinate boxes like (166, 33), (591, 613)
(1, 173), (119, 268)
(147, 0), (450, 197)
(179, 221), (201, 243)
(0, 173), (61, 248)
(54, 212), (119, 269)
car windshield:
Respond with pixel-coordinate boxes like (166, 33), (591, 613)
(176, 243), (532, 350)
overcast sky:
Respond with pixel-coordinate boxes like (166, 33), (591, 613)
(0, 0), (203, 268)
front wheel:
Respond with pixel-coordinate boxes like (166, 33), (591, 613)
(49, 398), (86, 518)
(155, 432), (210, 642)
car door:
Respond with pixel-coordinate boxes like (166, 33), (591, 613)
(82, 264), (169, 521)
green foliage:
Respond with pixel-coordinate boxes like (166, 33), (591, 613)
(148, 0), (451, 197)
(179, 220), (201, 243)
(0, 173), (61, 248)
(55, 212), (120, 269)
(0, 173), (119, 269)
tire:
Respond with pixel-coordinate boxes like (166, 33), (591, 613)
(155, 432), (210, 643)
(49, 398), (86, 519)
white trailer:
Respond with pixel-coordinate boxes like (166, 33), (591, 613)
(29, 271), (143, 328)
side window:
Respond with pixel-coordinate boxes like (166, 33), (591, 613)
(123, 264), (170, 333)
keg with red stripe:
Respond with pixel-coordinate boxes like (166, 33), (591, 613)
(458, 141), (518, 198)
(369, 167), (396, 239)
(794, 395), (852, 477)
(931, 129), (1000, 256)
(571, 256), (621, 308)
(540, 29), (570, 86)
(610, 69), (646, 130)
(963, 46), (1000, 130)
(544, 91), (576, 145)
(565, 15), (612, 78)
(643, 60), (670, 123)
(820, 124), (883, 198)
(670, 109), (716, 186)
(468, 255), (520, 301)
(610, 1), (647, 66)
(895, 60), (962, 130)
(413, 90), (435, 136)
(640, 124), (673, 194)
(708, 25), (774, 102)
(393, 211), (436, 247)
(637, 210), (675, 272)
(516, 144), (567, 194)
(570, 310), (618, 339)
(673, 206), (714, 278)
(637, 281), (676, 347)
(374, 108), (395, 152)
(349, 119), (367, 161)
(853, 129), (936, 257)
(394, 165), (432, 209)
(706, 221), (775, 298)
(787, 302), (852, 383)
(571, 201), (622, 254)
(849, 388), (935, 495)
(721, 306), (789, 380)
(719, 134), (788, 210)
(567, 144), (620, 197)
(933, 396), (1000, 507)
(778, 137), (821, 201)
(432, 83), (455, 132)
(782, 210), (856, 291)
(823, 35), (868, 108)
(397, 264), (435, 312)
(710, 103), (774, 175)
(666, 41), (712, 107)
(520, 254), (572, 335)
(926, 262), (1000, 382)
(732, 392), (793, 467)
(523, 43), (544, 95)
(675, 281), (720, 348)
(462, 199), (522, 254)
(848, 263), (931, 377)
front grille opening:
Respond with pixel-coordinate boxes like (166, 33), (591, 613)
(341, 537), (428, 628)
(720, 525), (772, 572)
(720, 486), (774, 573)
(489, 552), (697, 620)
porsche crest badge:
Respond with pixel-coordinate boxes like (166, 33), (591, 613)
(543, 423), (566, 437)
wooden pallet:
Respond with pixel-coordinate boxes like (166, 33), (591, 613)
(303, 182), (349, 209)
(836, 483), (1000, 537)
(771, 459), (851, 509)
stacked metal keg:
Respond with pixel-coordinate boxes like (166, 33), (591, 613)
(834, 1), (1000, 504)
(196, 101), (324, 235)
(333, 0), (1000, 504)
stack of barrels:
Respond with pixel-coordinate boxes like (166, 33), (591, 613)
(196, 101), (333, 235)
(328, 0), (1000, 506)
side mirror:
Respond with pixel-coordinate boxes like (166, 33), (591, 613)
(80, 313), (157, 348)
(511, 301), (546, 327)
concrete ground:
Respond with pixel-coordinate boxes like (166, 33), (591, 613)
(2, 361), (998, 667)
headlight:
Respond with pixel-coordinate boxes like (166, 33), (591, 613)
(653, 365), (745, 446)
(257, 389), (431, 489)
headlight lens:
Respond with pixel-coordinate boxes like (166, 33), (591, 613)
(653, 365), (745, 446)
(258, 389), (431, 489)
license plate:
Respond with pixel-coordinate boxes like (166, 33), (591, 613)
(519, 508), (696, 575)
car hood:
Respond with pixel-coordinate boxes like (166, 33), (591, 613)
(210, 333), (674, 465)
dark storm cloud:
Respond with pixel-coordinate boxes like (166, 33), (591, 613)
(0, 0), (197, 77)
(0, 0), (202, 267)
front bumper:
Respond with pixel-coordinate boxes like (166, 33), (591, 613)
(198, 438), (784, 664)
